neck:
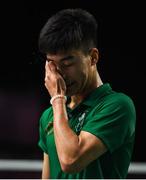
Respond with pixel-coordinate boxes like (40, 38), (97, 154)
(69, 71), (103, 109)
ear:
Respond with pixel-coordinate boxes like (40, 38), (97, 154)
(89, 48), (99, 65)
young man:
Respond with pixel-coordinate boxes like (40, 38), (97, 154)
(38, 8), (136, 179)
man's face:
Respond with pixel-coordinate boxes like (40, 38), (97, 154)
(46, 49), (92, 96)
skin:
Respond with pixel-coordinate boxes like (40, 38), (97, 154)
(42, 48), (107, 178)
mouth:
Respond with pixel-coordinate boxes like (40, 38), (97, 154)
(66, 82), (75, 88)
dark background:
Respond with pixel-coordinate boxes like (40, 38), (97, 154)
(0, 0), (145, 178)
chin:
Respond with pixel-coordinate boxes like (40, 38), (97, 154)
(66, 88), (78, 97)
(66, 91), (74, 97)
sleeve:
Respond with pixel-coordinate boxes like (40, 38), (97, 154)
(82, 94), (136, 153)
(38, 108), (53, 154)
(38, 115), (48, 154)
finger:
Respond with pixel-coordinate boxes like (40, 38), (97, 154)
(45, 61), (51, 72)
(48, 61), (57, 72)
(45, 61), (48, 73)
(45, 61), (49, 77)
(46, 61), (55, 78)
(45, 61), (57, 75)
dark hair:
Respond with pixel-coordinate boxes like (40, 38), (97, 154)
(38, 8), (98, 54)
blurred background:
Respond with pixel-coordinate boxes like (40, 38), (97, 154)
(0, 0), (145, 178)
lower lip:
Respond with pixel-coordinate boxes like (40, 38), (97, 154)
(67, 82), (75, 88)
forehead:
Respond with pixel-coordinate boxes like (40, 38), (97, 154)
(46, 49), (85, 61)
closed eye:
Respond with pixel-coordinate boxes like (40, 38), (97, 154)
(61, 56), (76, 67)
(46, 55), (76, 68)
(62, 61), (75, 67)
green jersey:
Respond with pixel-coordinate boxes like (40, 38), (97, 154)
(38, 83), (136, 179)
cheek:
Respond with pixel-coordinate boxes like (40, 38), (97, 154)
(65, 66), (88, 96)
(79, 63), (89, 76)
(71, 67), (86, 79)
(65, 62), (88, 83)
(75, 67), (88, 85)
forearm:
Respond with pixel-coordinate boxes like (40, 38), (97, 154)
(52, 98), (80, 164)
(42, 153), (50, 179)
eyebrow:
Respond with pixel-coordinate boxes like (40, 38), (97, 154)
(47, 55), (74, 62)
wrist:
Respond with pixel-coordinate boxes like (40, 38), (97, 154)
(50, 94), (67, 105)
